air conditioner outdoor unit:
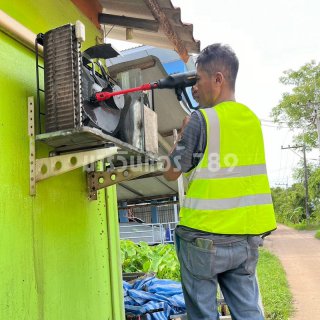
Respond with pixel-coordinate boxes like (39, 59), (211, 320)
(36, 22), (158, 157)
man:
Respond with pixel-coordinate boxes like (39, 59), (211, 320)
(163, 43), (277, 320)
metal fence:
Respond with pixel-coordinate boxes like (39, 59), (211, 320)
(119, 221), (178, 244)
(131, 203), (179, 224)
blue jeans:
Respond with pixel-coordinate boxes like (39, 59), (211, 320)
(175, 234), (264, 320)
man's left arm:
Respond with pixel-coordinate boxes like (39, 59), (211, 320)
(163, 116), (190, 181)
(163, 113), (202, 181)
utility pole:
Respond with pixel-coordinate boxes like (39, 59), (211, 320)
(281, 144), (310, 219)
(302, 144), (310, 219)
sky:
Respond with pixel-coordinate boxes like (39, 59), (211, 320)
(109, 0), (320, 187)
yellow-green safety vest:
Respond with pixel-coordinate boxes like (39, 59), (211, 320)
(179, 101), (277, 235)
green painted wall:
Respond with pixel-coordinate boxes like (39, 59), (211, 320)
(0, 1), (124, 319)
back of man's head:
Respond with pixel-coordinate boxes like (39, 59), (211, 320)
(196, 43), (239, 91)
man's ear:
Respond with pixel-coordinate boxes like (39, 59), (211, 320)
(215, 72), (223, 85)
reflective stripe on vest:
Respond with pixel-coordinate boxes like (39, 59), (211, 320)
(184, 193), (273, 210)
(192, 163), (267, 179)
(179, 102), (276, 235)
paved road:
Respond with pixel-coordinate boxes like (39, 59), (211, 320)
(264, 224), (320, 320)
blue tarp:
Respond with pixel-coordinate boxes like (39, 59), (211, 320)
(123, 276), (186, 320)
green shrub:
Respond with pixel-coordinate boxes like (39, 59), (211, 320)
(120, 240), (180, 281)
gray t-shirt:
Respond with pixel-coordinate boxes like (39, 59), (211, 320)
(169, 110), (206, 173)
(170, 109), (247, 243)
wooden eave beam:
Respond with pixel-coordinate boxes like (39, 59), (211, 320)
(143, 0), (189, 62)
(71, 0), (102, 29)
(98, 13), (159, 32)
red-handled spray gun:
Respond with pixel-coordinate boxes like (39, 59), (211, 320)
(93, 71), (197, 106)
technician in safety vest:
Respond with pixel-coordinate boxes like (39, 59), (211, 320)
(164, 43), (277, 320)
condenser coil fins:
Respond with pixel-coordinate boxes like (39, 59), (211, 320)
(44, 24), (82, 132)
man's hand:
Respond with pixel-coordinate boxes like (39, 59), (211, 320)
(163, 156), (182, 181)
(164, 116), (190, 181)
(169, 115), (190, 155)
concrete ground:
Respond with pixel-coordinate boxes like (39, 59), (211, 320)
(264, 224), (320, 320)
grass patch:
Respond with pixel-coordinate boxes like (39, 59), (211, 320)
(315, 230), (320, 239)
(257, 248), (294, 320)
(292, 222), (320, 230)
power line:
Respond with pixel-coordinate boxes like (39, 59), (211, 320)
(275, 180), (289, 188)
(260, 120), (296, 129)
(260, 118), (288, 124)
(276, 128), (291, 184)
(289, 148), (303, 159)
(261, 123), (291, 129)
(260, 118), (313, 130)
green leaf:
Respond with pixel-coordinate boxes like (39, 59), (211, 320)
(119, 240), (181, 281)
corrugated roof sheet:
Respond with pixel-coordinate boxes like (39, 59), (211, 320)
(99, 0), (200, 61)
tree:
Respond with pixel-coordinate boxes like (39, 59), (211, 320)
(271, 60), (320, 148)
(308, 167), (320, 201)
(271, 184), (306, 223)
(307, 167), (320, 221)
(271, 61), (320, 225)
(292, 160), (314, 184)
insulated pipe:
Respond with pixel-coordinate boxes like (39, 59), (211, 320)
(157, 133), (171, 153)
(0, 10), (40, 53)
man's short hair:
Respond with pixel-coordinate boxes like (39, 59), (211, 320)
(196, 43), (239, 90)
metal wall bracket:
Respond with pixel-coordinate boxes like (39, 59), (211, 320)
(28, 97), (119, 196)
(87, 162), (164, 200)
(29, 97), (36, 195)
